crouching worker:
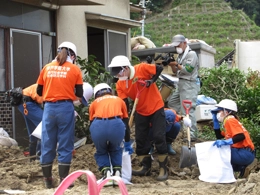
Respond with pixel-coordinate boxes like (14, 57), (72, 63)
(149, 108), (181, 155)
(5, 84), (43, 161)
(89, 83), (132, 181)
(211, 99), (257, 178)
(149, 108), (191, 155)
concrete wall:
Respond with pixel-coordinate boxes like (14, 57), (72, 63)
(132, 42), (216, 72)
(56, 0), (131, 59)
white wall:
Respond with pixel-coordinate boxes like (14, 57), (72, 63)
(56, 0), (130, 59)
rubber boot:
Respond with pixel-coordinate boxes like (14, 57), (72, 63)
(101, 167), (113, 186)
(167, 143), (176, 155)
(59, 164), (74, 188)
(157, 154), (168, 181)
(113, 166), (122, 177)
(29, 141), (37, 161)
(41, 163), (53, 189)
(132, 155), (152, 176)
(113, 166), (122, 186)
(240, 158), (258, 178)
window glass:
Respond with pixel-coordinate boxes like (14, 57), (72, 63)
(0, 0), (54, 32)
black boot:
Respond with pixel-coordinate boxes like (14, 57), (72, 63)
(101, 167), (112, 179)
(100, 167), (113, 186)
(59, 163), (74, 188)
(113, 166), (122, 177)
(41, 163), (53, 189)
(132, 155), (152, 176)
(157, 154), (168, 181)
(29, 141), (37, 161)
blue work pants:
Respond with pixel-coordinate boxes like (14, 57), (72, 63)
(18, 102), (43, 155)
(40, 101), (75, 164)
(231, 147), (255, 172)
(90, 118), (125, 170)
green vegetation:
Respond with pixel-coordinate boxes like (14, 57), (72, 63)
(131, 0), (260, 62)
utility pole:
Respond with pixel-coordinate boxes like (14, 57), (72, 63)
(168, 14), (172, 40)
(141, 0), (146, 37)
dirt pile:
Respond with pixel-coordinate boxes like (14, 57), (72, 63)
(0, 130), (259, 195)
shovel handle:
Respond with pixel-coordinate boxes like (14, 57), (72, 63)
(182, 100), (192, 115)
(128, 80), (146, 127)
(129, 98), (139, 127)
(182, 100), (192, 148)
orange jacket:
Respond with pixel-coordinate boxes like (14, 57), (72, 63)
(221, 115), (254, 150)
(23, 84), (43, 104)
(116, 63), (164, 116)
(89, 94), (128, 120)
(37, 61), (83, 102)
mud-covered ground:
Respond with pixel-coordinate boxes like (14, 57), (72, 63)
(0, 125), (259, 195)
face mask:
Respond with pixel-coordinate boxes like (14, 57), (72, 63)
(176, 47), (183, 54)
(216, 112), (224, 122)
(118, 76), (128, 81)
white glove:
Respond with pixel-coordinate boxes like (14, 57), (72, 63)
(183, 117), (191, 127)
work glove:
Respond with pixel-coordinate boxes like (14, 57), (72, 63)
(145, 80), (153, 88)
(213, 138), (233, 148)
(211, 111), (220, 129)
(124, 141), (134, 155)
(183, 117), (191, 128)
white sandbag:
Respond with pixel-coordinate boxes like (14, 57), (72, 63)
(0, 127), (10, 137)
(131, 36), (156, 49)
(195, 141), (236, 183)
(9, 137), (18, 146)
(122, 151), (132, 184)
(0, 136), (17, 147)
(0, 136), (12, 147)
(32, 121), (42, 139)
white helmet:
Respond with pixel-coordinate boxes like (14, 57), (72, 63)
(108, 55), (131, 68)
(215, 99), (238, 112)
(58, 41), (77, 56)
(83, 82), (94, 101)
(94, 83), (112, 98)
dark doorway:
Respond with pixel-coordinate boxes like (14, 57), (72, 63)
(10, 29), (42, 147)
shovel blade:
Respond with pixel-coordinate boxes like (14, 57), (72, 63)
(179, 145), (197, 168)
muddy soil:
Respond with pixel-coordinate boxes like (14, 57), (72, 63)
(0, 127), (259, 195)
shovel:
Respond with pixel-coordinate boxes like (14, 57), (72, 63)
(179, 100), (197, 168)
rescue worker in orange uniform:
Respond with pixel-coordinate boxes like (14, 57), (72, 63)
(108, 55), (168, 181)
(37, 41), (83, 189)
(5, 84), (43, 160)
(89, 83), (132, 180)
(211, 99), (257, 178)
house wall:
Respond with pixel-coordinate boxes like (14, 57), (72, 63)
(56, 0), (131, 59)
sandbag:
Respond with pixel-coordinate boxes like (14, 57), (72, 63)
(195, 141), (236, 183)
(0, 128), (10, 137)
(131, 36), (156, 50)
(122, 151), (132, 184)
(0, 136), (18, 147)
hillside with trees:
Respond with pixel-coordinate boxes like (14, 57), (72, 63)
(130, 0), (260, 62)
